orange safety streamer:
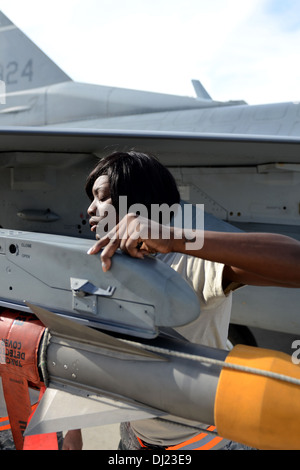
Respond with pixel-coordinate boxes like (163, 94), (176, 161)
(0, 309), (45, 450)
(1, 373), (34, 449)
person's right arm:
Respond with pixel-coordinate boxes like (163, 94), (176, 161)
(88, 213), (300, 288)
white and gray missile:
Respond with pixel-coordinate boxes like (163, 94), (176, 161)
(21, 303), (300, 450)
(0, 229), (200, 338)
(25, 303), (225, 433)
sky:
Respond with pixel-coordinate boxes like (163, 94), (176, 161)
(1, 0), (300, 105)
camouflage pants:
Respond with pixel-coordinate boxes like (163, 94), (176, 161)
(0, 430), (15, 451)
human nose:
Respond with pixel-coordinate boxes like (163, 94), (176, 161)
(87, 199), (97, 216)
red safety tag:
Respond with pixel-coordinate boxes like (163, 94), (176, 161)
(0, 310), (49, 449)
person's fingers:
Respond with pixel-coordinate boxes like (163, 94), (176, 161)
(122, 236), (146, 259)
(87, 234), (111, 255)
(87, 214), (160, 271)
(87, 220), (121, 254)
(100, 238), (121, 271)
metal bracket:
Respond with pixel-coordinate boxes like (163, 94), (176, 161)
(70, 278), (116, 298)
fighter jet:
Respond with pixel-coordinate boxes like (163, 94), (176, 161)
(0, 11), (300, 451)
(1, 9), (300, 137)
(0, 11), (299, 343)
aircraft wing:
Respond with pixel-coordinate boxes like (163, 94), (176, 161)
(0, 126), (299, 164)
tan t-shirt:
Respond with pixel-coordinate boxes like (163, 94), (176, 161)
(131, 252), (237, 446)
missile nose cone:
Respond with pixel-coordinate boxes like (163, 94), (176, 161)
(159, 273), (200, 327)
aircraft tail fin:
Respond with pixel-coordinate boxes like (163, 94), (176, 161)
(0, 11), (71, 93)
(191, 79), (212, 100)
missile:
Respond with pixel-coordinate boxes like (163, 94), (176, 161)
(1, 230), (300, 450)
(0, 229), (201, 338)
(1, 305), (300, 450)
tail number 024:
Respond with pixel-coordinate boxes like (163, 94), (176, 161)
(0, 60), (33, 85)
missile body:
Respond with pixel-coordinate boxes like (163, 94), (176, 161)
(36, 310), (300, 450)
(46, 323), (226, 426)
(0, 229), (200, 338)
(2, 306), (300, 450)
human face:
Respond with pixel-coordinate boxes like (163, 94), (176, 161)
(87, 175), (113, 238)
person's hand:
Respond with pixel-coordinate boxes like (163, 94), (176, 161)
(87, 213), (176, 271)
(62, 429), (83, 450)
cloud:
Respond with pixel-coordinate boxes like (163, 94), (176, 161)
(207, 1), (300, 103)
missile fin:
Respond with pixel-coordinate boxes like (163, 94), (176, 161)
(26, 302), (165, 361)
(24, 386), (165, 436)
